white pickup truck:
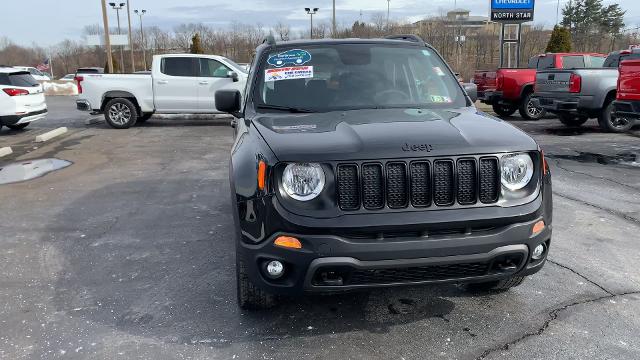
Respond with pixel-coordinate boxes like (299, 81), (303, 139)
(75, 53), (248, 128)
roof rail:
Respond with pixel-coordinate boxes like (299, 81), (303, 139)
(263, 35), (276, 46)
(385, 34), (424, 43)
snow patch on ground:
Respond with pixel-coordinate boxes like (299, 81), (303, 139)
(42, 81), (78, 96)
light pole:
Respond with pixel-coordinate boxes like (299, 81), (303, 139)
(305, 8), (318, 39)
(134, 9), (147, 70)
(387, 0), (390, 32)
(109, 2), (126, 73)
(332, 0), (336, 37)
(100, 0), (113, 73)
(126, 1), (135, 72)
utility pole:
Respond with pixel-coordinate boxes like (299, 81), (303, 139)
(100, 0), (114, 73)
(126, 0), (135, 72)
(134, 9), (147, 70)
(332, 0), (336, 38)
(109, 3), (126, 73)
(305, 8), (318, 39)
(387, 0), (390, 32)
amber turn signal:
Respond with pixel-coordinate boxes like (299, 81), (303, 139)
(531, 220), (545, 236)
(257, 160), (266, 190)
(274, 236), (302, 249)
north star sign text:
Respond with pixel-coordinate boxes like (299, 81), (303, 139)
(492, 0), (534, 10)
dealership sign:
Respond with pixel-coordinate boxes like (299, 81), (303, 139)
(491, 0), (535, 22)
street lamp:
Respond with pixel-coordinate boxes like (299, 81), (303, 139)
(304, 8), (318, 39)
(134, 9), (147, 70)
(387, 0), (390, 32)
(109, 2), (126, 73)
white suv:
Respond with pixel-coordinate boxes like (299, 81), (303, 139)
(0, 67), (47, 130)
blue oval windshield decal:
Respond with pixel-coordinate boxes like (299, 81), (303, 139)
(267, 49), (312, 67)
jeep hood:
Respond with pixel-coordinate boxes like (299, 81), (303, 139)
(252, 108), (538, 162)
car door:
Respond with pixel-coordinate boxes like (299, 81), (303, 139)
(153, 57), (199, 112)
(197, 58), (236, 113)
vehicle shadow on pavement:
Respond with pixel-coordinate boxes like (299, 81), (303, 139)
(45, 178), (528, 347)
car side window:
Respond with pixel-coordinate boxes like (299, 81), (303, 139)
(537, 56), (554, 69)
(561, 56), (585, 69)
(588, 56), (606, 68)
(200, 58), (231, 78)
(161, 57), (198, 77)
(527, 56), (539, 69)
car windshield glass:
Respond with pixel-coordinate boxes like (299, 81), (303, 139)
(255, 44), (467, 112)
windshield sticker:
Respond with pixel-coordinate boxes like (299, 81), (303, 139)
(265, 66), (313, 82)
(433, 67), (446, 76)
(267, 49), (312, 67)
(430, 95), (452, 103)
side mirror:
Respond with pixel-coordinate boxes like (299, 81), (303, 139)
(215, 89), (242, 116)
(462, 83), (478, 103)
(227, 71), (239, 82)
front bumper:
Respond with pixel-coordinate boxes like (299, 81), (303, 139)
(0, 108), (48, 126)
(237, 190), (552, 296)
(613, 100), (640, 119)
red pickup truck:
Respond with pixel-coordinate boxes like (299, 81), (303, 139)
(474, 52), (606, 119)
(613, 59), (640, 130)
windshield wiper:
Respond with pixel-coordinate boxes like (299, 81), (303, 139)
(257, 104), (314, 113)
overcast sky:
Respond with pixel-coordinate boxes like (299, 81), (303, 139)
(1, 0), (638, 47)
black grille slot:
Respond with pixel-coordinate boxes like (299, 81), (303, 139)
(337, 165), (360, 210)
(433, 160), (454, 206)
(386, 162), (408, 208)
(479, 158), (500, 204)
(410, 161), (431, 207)
(457, 159), (477, 205)
(361, 164), (384, 209)
(346, 262), (490, 285)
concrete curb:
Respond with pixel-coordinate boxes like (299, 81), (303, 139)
(35, 127), (68, 143)
(0, 147), (13, 158)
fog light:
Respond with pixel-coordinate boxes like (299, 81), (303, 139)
(532, 244), (545, 260)
(265, 260), (284, 278)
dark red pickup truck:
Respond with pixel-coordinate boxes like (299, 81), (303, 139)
(474, 52), (606, 119)
(614, 59), (640, 128)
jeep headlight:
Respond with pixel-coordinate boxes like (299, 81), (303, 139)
(500, 153), (534, 191)
(282, 163), (325, 201)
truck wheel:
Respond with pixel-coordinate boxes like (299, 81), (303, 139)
(6, 123), (30, 130)
(519, 93), (545, 120)
(104, 98), (138, 129)
(137, 113), (153, 123)
(558, 114), (588, 127)
(236, 258), (276, 310)
(492, 104), (517, 117)
(598, 101), (634, 133)
(465, 276), (526, 292)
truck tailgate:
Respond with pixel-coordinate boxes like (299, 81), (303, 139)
(473, 71), (496, 94)
(535, 70), (573, 94)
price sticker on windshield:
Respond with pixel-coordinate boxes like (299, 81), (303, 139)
(265, 66), (314, 82)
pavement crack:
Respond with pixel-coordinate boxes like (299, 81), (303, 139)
(551, 159), (640, 192)
(547, 259), (613, 295)
(553, 191), (640, 225)
(475, 291), (640, 359)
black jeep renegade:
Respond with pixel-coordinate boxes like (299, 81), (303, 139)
(215, 35), (552, 309)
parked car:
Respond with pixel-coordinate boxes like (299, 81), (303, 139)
(474, 52), (606, 120)
(215, 35), (552, 309)
(533, 49), (640, 132)
(613, 59), (640, 128)
(75, 54), (248, 128)
(12, 66), (51, 81)
(59, 74), (76, 82)
(75, 67), (104, 75)
(0, 67), (47, 130)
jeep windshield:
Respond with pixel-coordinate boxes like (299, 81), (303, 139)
(254, 43), (468, 112)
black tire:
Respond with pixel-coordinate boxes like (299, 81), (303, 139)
(598, 100), (634, 133)
(137, 113), (153, 123)
(558, 114), (588, 127)
(236, 258), (276, 310)
(6, 123), (29, 130)
(465, 276), (526, 292)
(519, 92), (546, 120)
(492, 103), (517, 117)
(104, 98), (138, 129)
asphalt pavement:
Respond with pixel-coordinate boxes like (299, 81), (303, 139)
(0, 97), (639, 359)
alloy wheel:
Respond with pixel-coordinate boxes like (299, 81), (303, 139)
(108, 103), (132, 126)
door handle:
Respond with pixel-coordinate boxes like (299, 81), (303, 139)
(157, 80), (168, 84)
(230, 119), (237, 128)
(199, 81), (209, 85)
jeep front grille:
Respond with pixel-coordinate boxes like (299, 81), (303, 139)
(336, 157), (500, 211)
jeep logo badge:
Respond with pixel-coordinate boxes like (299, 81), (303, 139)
(402, 143), (433, 152)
